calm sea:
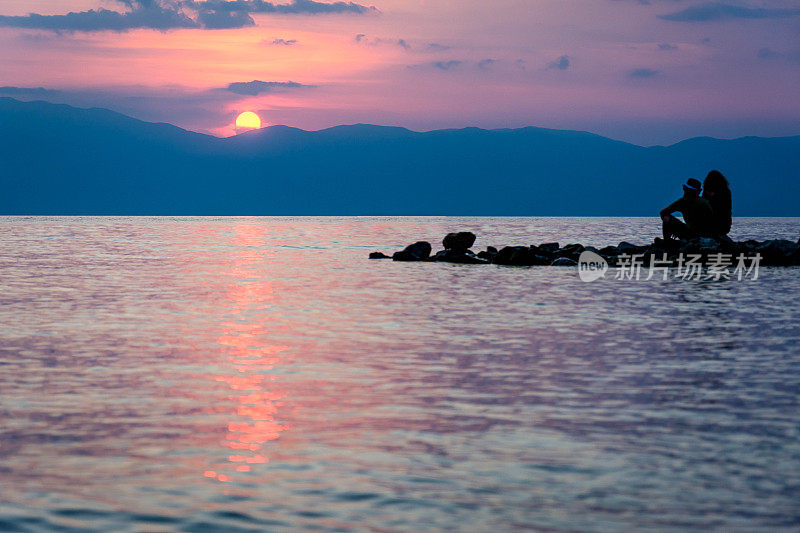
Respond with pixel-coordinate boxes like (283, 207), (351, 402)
(1, 216), (799, 532)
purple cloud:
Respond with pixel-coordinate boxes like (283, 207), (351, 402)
(548, 55), (571, 70)
(226, 80), (311, 95)
(433, 60), (462, 70)
(0, 0), (375, 33)
(629, 68), (660, 78)
(660, 3), (800, 22)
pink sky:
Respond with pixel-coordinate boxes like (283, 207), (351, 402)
(1, 0), (799, 144)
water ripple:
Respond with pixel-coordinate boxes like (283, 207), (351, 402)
(0, 216), (799, 531)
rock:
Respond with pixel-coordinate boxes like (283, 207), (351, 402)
(550, 257), (578, 266)
(493, 246), (527, 265)
(698, 237), (721, 252)
(756, 239), (799, 265)
(494, 246), (550, 266)
(555, 243), (585, 260)
(561, 243), (585, 254)
(528, 244), (550, 257)
(643, 245), (670, 261)
(598, 245), (619, 257)
(477, 246), (498, 261)
(757, 239), (797, 254)
(376, 233), (800, 268)
(432, 249), (488, 264)
(680, 237), (720, 255)
(442, 232), (476, 252)
(715, 235), (739, 253)
(618, 241), (650, 254)
(392, 241), (432, 261)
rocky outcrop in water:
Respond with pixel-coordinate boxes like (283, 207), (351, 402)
(442, 232), (476, 252)
(369, 234), (800, 266)
(391, 241), (432, 261)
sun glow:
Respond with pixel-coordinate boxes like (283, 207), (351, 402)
(235, 111), (262, 131)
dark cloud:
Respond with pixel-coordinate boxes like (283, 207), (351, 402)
(756, 47), (793, 61)
(0, 86), (63, 97)
(0, 0), (375, 33)
(353, 34), (413, 49)
(272, 38), (297, 45)
(629, 68), (659, 78)
(607, 0), (651, 5)
(196, 9), (254, 28)
(757, 47), (780, 59)
(659, 3), (800, 22)
(408, 59), (508, 72)
(432, 60), (462, 70)
(183, 0), (376, 18)
(226, 80), (311, 95)
(658, 43), (677, 51)
(547, 55), (570, 70)
(0, 1), (197, 32)
(426, 43), (450, 52)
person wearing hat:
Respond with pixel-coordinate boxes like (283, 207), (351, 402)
(659, 178), (714, 241)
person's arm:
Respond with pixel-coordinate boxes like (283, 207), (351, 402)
(660, 198), (682, 220)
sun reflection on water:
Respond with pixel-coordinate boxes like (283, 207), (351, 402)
(202, 224), (293, 483)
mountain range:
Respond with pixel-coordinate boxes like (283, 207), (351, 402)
(1, 97), (798, 215)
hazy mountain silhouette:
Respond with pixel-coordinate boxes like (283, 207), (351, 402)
(1, 97), (798, 214)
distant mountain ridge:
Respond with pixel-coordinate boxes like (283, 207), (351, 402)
(1, 97), (798, 215)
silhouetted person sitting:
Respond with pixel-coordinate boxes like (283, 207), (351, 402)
(660, 178), (714, 242)
(702, 169), (732, 238)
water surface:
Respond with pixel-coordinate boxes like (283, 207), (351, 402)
(1, 217), (799, 532)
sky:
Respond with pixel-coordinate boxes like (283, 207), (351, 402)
(0, 0), (798, 145)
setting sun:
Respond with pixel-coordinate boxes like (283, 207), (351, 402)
(235, 111), (261, 131)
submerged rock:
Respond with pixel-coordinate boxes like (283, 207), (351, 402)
(756, 239), (800, 265)
(618, 241), (650, 254)
(477, 246), (498, 261)
(555, 243), (585, 261)
(392, 241), (432, 261)
(550, 257), (578, 266)
(431, 249), (488, 264)
(443, 231), (477, 252)
(494, 246), (550, 266)
(598, 245), (619, 257)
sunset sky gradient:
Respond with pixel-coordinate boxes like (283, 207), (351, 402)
(1, 0), (798, 144)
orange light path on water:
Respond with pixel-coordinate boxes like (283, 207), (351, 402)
(200, 224), (293, 484)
